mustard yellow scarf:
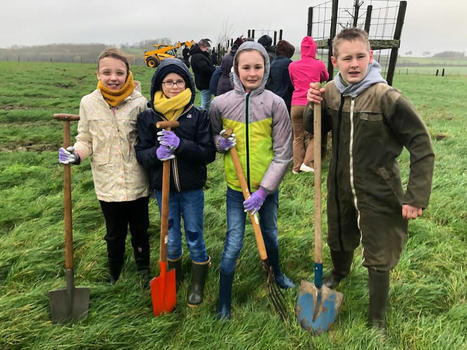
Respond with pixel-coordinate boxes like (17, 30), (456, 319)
(153, 88), (192, 121)
(97, 71), (135, 107)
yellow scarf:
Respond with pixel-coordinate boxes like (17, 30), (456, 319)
(97, 71), (135, 107)
(153, 88), (192, 121)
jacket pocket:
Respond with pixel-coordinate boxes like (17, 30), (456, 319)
(377, 167), (403, 205)
(91, 143), (110, 165)
(359, 112), (383, 122)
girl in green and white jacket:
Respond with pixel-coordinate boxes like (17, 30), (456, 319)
(209, 41), (294, 320)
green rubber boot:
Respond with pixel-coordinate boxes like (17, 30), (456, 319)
(368, 268), (389, 329)
(187, 257), (210, 307)
(323, 249), (354, 289)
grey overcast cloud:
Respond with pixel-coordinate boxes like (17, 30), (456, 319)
(0, 0), (464, 56)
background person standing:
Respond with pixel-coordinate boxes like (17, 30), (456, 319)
(288, 36), (329, 174)
(190, 39), (216, 111)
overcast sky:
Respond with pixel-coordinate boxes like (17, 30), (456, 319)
(0, 0), (464, 56)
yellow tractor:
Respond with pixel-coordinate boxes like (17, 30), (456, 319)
(144, 40), (195, 68)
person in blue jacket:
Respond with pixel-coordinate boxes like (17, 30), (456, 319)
(135, 58), (216, 307)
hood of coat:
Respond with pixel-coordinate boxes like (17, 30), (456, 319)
(231, 41), (270, 95)
(300, 36), (317, 59)
(149, 58), (195, 109)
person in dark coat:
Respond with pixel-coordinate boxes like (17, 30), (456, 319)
(258, 34), (276, 63)
(182, 44), (191, 68)
(266, 39), (295, 111)
(217, 37), (245, 96)
(190, 39), (216, 111)
(211, 47), (218, 65)
(135, 58), (216, 307)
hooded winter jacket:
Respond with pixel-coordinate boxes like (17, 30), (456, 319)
(209, 41), (292, 193)
(267, 55), (294, 111)
(190, 45), (216, 90)
(289, 36), (329, 106)
(135, 59), (216, 192)
(303, 79), (434, 270)
(217, 49), (236, 96)
(74, 82), (149, 202)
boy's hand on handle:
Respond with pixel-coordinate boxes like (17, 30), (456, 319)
(307, 82), (325, 104)
(156, 145), (175, 161)
(157, 130), (180, 149)
(58, 146), (80, 165)
(243, 187), (268, 215)
(219, 129), (236, 151)
(402, 204), (423, 220)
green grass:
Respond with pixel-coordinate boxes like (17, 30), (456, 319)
(0, 61), (466, 349)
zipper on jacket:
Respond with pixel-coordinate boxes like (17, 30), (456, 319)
(245, 92), (252, 193)
(348, 98), (363, 251)
(172, 158), (181, 192)
(335, 95), (345, 251)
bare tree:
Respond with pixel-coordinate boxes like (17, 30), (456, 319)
(216, 18), (236, 50)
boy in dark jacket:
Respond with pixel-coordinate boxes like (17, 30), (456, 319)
(135, 58), (216, 307)
(305, 28), (435, 329)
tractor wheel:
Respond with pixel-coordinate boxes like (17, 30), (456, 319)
(146, 56), (160, 68)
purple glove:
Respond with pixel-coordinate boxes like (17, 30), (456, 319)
(243, 187), (268, 214)
(156, 145), (175, 161)
(157, 130), (180, 149)
(58, 146), (80, 165)
(219, 129), (236, 151)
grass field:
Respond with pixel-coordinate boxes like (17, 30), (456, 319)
(0, 61), (466, 349)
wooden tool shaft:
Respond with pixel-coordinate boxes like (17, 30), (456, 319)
(160, 160), (170, 262)
(229, 146), (268, 261)
(54, 113), (80, 269)
(313, 103), (322, 264)
(156, 120), (179, 263)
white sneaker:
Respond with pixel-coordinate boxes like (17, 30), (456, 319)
(300, 163), (314, 172)
(292, 170), (300, 174)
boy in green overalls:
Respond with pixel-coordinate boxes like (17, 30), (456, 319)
(305, 28), (434, 329)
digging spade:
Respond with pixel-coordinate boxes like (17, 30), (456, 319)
(151, 120), (179, 317)
(49, 113), (90, 324)
(296, 103), (343, 334)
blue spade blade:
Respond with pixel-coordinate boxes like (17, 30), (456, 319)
(296, 280), (343, 334)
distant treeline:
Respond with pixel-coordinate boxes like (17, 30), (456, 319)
(1, 42), (465, 66)
(0, 40), (171, 65)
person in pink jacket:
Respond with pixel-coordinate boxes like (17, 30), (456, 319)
(288, 36), (329, 174)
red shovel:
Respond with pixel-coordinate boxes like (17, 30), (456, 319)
(151, 120), (179, 317)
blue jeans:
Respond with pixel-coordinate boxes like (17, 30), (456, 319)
(199, 89), (212, 111)
(220, 187), (279, 274)
(154, 189), (208, 263)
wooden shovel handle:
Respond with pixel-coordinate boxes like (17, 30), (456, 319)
(54, 113), (80, 269)
(160, 158), (170, 262)
(224, 131), (268, 261)
(313, 103), (322, 264)
(156, 120), (179, 263)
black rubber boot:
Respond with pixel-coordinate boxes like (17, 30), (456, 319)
(323, 249), (354, 289)
(134, 247), (150, 288)
(187, 257), (210, 307)
(217, 271), (234, 320)
(108, 258), (124, 285)
(168, 257), (183, 291)
(267, 246), (295, 289)
(368, 268), (389, 329)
